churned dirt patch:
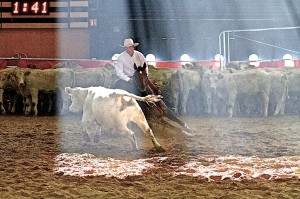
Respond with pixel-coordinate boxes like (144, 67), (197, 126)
(0, 115), (300, 198)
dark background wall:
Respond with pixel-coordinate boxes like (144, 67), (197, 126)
(90, 0), (300, 61)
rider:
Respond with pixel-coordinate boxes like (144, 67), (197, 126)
(114, 38), (160, 95)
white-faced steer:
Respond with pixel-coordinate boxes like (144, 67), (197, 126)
(9, 68), (73, 115)
(65, 86), (165, 152)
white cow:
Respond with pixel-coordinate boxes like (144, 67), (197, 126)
(266, 70), (288, 116)
(212, 69), (271, 117)
(171, 68), (202, 115)
(65, 86), (165, 152)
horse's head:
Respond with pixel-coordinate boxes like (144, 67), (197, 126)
(133, 62), (148, 93)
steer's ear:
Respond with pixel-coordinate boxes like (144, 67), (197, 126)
(24, 71), (31, 76)
(65, 87), (71, 94)
(3, 72), (11, 79)
(134, 63), (138, 70)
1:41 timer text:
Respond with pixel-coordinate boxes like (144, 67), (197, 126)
(12, 1), (50, 15)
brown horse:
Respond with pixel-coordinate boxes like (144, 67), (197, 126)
(132, 63), (193, 136)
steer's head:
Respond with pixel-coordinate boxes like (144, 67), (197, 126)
(203, 68), (221, 90)
(0, 72), (13, 88)
(11, 70), (30, 90)
(65, 87), (87, 113)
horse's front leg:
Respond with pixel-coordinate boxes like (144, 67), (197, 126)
(157, 101), (193, 136)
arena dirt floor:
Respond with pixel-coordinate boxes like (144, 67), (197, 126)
(0, 114), (300, 199)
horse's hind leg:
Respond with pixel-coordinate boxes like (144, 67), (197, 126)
(157, 101), (193, 136)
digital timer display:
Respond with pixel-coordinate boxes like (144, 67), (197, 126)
(12, 1), (50, 15)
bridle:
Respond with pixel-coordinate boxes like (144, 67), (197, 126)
(132, 69), (158, 108)
(133, 68), (149, 93)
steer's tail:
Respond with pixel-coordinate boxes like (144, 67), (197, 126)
(110, 92), (163, 103)
(124, 93), (163, 103)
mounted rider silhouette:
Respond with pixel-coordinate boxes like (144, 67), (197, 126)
(113, 38), (160, 95)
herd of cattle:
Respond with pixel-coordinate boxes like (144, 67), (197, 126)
(159, 62), (300, 117)
(1, 61), (300, 117)
(168, 62), (300, 117)
(0, 61), (119, 116)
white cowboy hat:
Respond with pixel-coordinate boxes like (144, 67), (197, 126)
(121, 38), (139, 47)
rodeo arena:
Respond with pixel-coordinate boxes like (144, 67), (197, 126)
(1, 1), (300, 198)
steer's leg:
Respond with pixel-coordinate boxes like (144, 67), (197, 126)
(279, 97), (286, 115)
(119, 126), (139, 151)
(23, 96), (32, 115)
(10, 93), (18, 114)
(7, 91), (13, 113)
(170, 82), (180, 115)
(82, 126), (91, 143)
(0, 89), (6, 115)
(274, 93), (286, 116)
(0, 103), (5, 114)
(82, 122), (102, 144)
(93, 125), (101, 143)
(181, 89), (190, 115)
(172, 92), (179, 115)
(273, 96), (281, 116)
(205, 92), (212, 114)
(47, 93), (54, 115)
(30, 91), (39, 116)
(131, 114), (165, 152)
(129, 132), (139, 151)
(60, 90), (71, 116)
(82, 111), (95, 143)
(261, 92), (269, 117)
(227, 92), (236, 118)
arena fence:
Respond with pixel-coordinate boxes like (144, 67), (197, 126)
(0, 57), (300, 70)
